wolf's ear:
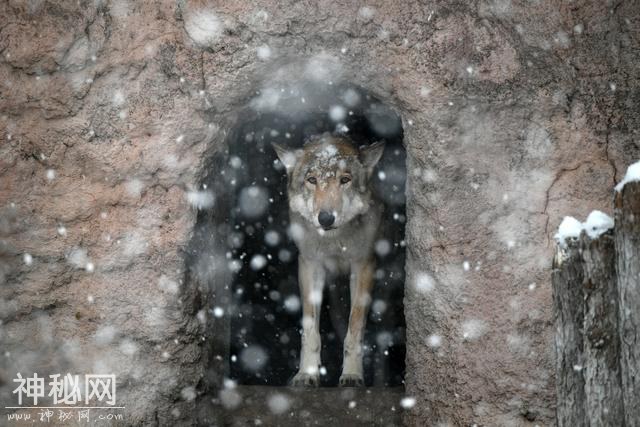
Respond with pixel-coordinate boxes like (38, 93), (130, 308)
(359, 141), (385, 174)
(272, 143), (301, 175)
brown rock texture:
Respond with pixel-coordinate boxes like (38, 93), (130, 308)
(0, 0), (638, 425)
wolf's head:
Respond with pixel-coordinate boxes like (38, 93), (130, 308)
(273, 133), (385, 231)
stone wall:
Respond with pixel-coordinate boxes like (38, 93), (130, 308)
(1, 0), (638, 425)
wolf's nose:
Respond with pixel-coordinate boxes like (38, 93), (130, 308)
(318, 211), (335, 228)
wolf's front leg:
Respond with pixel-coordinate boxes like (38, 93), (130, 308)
(340, 258), (375, 387)
(291, 256), (325, 387)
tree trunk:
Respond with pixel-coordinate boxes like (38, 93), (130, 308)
(581, 232), (624, 426)
(615, 181), (640, 425)
(552, 240), (586, 427)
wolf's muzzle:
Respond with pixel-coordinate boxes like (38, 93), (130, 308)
(318, 210), (336, 229)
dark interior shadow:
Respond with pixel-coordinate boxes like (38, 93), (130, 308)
(201, 83), (407, 387)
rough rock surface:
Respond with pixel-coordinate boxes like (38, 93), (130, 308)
(0, 0), (638, 425)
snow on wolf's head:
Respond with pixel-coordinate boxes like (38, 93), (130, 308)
(273, 133), (384, 231)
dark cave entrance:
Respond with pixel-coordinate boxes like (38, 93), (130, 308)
(196, 83), (406, 388)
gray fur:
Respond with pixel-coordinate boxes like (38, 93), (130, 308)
(273, 134), (385, 386)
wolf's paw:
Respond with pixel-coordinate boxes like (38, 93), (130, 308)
(339, 374), (364, 387)
(290, 372), (319, 387)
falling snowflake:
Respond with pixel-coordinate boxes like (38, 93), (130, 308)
(250, 254), (267, 271)
(239, 186), (269, 218)
(414, 272), (435, 293)
(400, 396), (416, 409)
(284, 295), (301, 313)
(462, 319), (488, 341)
(186, 190), (215, 209)
(427, 334), (442, 348)
(23, 253), (33, 266)
(184, 9), (223, 48)
(239, 345), (268, 373)
(329, 105), (346, 122)
(267, 393), (290, 415)
(257, 45), (272, 60)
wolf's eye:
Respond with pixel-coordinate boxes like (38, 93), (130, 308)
(340, 176), (351, 185)
(306, 176), (317, 185)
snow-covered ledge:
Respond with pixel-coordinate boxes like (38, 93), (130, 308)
(615, 160), (640, 192)
(553, 211), (614, 266)
(552, 159), (640, 426)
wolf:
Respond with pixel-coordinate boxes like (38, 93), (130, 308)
(272, 132), (385, 387)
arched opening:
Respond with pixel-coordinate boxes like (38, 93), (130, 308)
(192, 81), (406, 390)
